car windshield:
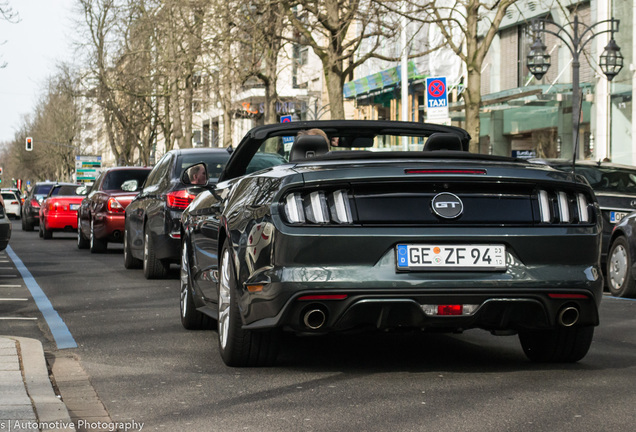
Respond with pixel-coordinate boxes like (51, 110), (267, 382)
(34, 184), (54, 197)
(1, 193), (16, 200)
(178, 153), (231, 181)
(102, 169), (151, 191)
(49, 185), (82, 196)
(575, 166), (636, 194)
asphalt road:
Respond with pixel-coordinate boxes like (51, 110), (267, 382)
(2, 219), (636, 432)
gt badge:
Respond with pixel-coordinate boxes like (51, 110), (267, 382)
(431, 193), (463, 219)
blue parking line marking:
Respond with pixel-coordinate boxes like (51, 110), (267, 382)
(6, 246), (77, 349)
(603, 294), (636, 302)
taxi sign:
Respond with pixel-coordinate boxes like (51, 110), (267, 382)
(426, 77), (449, 121)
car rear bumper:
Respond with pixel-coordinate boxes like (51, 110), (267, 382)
(93, 213), (126, 242)
(45, 213), (78, 230)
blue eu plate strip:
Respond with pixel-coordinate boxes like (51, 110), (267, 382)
(397, 244), (408, 268)
(6, 246), (77, 349)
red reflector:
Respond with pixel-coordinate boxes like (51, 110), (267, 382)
(166, 190), (196, 210)
(298, 294), (348, 301)
(438, 305), (463, 315)
(548, 294), (589, 299)
(405, 169), (487, 175)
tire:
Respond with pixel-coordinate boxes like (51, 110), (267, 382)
(607, 236), (636, 298)
(180, 240), (212, 330)
(77, 217), (89, 249)
(23, 217), (34, 232)
(123, 228), (142, 269)
(217, 241), (279, 367)
(90, 219), (107, 253)
(519, 325), (594, 363)
(143, 224), (168, 279)
(41, 220), (52, 239)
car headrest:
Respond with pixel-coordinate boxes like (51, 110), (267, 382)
(289, 134), (330, 161)
(424, 133), (464, 151)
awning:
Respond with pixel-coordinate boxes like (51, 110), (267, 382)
(344, 61), (424, 99)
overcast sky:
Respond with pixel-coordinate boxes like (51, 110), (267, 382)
(0, 0), (76, 143)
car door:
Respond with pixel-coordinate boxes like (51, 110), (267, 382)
(189, 178), (236, 302)
(127, 154), (172, 257)
(79, 174), (103, 237)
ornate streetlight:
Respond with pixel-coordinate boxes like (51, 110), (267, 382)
(526, 15), (622, 159)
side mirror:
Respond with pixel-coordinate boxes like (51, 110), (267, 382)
(75, 186), (88, 196)
(121, 179), (139, 192)
(182, 163), (208, 186)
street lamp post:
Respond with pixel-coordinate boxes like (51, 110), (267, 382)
(526, 15), (623, 159)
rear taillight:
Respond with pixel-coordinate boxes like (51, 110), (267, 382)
(30, 198), (40, 208)
(283, 189), (353, 225)
(107, 197), (125, 213)
(166, 190), (196, 210)
(48, 202), (59, 211)
(10, 201), (18, 205)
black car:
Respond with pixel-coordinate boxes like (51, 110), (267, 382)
(180, 120), (603, 367)
(21, 181), (56, 231)
(123, 148), (231, 279)
(530, 159), (636, 266)
(606, 212), (636, 298)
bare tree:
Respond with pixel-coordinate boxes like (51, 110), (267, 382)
(280, 0), (406, 120)
(418, 0), (518, 152)
(0, 0), (19, 68)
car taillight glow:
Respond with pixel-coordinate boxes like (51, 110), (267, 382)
(166, 190), (196, 210)
(107, 197), (125, 213)
(30, 198), (40, 208)
(284, 190), (353, 225)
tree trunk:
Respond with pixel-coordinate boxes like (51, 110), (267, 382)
(325, 65), (345, 119)
(464, 68), (482, 153)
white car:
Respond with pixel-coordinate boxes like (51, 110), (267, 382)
(1, 191), (21, 219)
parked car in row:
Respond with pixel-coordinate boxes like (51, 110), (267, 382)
(21, 181), (56, 231)
(77, 166), (152, 253)
(0, 197), (11, 251)
(1, 190), (21, 219)
(606, 212), (636, 298)
(180, 120), (603, 367)
(530, 159), (636, 269)
(39, 183), (84, 239)
(124, 148), (232, 279)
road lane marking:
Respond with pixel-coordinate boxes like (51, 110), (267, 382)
(0, 317), (38, 320)
(0, 298), (28, 301)
(5, 245), (77, 349)
(0, 285), (22, 288)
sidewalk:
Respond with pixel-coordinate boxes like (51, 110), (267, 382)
(0, 336), (75, 432)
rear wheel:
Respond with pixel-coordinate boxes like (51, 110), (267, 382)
(123, 228), (142, 269)
(143, 224), (168, 279)
(23, 217), (34, 231)
(41, 220), (52, 239)
(90, 219), (107, 253)
(180, 240), (212, 330)
(77, 217), (89, 249)
(519, 326), (594, 363)
(607, 236), (636, 298)
(217, 241), (279, 367)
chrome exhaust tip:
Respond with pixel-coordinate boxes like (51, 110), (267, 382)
(558, 306), (580, 327)
(303, 308), (327, 330)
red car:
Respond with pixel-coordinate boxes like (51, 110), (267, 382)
(39, 183), (84, 239)
(77, 167), (152, 253)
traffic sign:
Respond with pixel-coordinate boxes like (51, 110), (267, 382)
(280, 115), (292, 123)
(426, 77), (449, 121)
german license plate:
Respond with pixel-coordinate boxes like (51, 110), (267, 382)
(610, 211), (628, 224)
(70, 204), (80, 210)
(396, 244), (506, 271)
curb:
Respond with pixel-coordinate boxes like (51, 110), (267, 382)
(5, 336), (76, 432)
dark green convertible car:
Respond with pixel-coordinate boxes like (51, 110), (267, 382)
(179, 120), (603, 367)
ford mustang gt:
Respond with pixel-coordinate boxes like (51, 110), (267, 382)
(179, 120), (603, 367)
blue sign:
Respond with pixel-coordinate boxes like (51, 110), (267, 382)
(280, 115), (292, 123)
(426, 77), (448, 109)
